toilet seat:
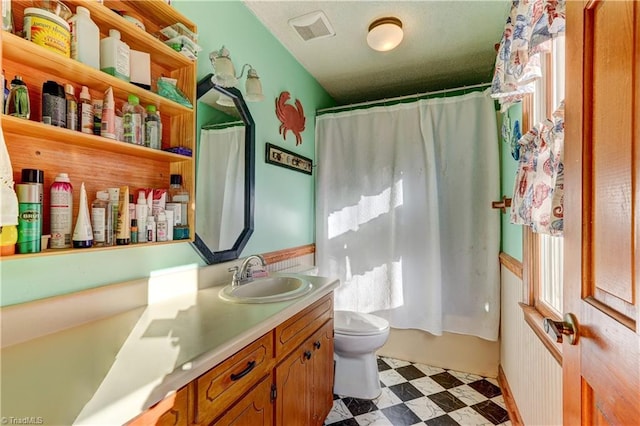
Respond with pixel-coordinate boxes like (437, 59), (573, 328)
(334, 310), (389, 336)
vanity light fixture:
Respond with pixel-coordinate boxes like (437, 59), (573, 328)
(209, 46), (264, 105)
(366, 17), (403, 52)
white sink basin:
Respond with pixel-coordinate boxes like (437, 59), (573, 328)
(219, 276), (313, 303)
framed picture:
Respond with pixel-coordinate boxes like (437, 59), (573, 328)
(265, 143), (313, 175)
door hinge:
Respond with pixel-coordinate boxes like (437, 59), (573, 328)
(270, 383), (277, 402)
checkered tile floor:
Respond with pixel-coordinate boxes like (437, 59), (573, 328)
(324, 356), (511, 426)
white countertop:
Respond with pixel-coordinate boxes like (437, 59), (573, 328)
(0, 274), (338, 426)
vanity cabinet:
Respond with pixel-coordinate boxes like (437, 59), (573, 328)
(1, 0), (196, 256)
(126, 293), (335, 426)
(275, 320), (334, 426)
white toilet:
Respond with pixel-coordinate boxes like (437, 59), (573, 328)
(333, 310), (390, 399)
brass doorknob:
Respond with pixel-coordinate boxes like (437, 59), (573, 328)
(543, 313), (579, 345)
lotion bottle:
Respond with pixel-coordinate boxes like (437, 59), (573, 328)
(135, 191), (148, 242)
(91, 190), (112, 247)
(72, 182), (93, 248)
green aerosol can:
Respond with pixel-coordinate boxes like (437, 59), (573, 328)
(16, 183), (41, 253)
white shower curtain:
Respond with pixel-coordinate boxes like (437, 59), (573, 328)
(315, 90), (500, 340)
(197, 126), (245, 251)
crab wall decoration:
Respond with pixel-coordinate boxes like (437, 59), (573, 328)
(275, 91), (306, 145)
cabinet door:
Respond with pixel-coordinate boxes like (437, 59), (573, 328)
(275, 343), (313, 426)
(127, 385), (189, 426)
(310, 320), (334, 425)
(212, 375), (274, 426)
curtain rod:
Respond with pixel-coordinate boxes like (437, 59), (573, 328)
(202, 120), (244, 130)
(316, 82), (492, 115)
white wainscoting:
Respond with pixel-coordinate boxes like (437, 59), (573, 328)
(500, 265), (563, 425)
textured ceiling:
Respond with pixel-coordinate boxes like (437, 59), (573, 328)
(243, 0), (511, 105)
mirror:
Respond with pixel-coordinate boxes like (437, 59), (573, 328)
(192, 74), (255, 264)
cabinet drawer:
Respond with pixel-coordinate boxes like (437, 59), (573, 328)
(194, 333), (274, 425)
(127, 384), (189, 426)
(275, 293), (333, 359)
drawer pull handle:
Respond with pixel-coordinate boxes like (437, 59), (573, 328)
(304, 350), (312, 360)
(313, 341), (321, 349)
(230, 360), (256, 381)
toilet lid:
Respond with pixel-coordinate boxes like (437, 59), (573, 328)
(334, 310), (389, 336)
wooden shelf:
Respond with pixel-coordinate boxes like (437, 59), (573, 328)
(2, 32), (193, 115)
(2, 115), (191, 163)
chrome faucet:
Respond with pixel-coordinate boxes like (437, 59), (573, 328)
(228, 254), (267, 287)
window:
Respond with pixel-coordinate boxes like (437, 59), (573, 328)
(521, 35), (565, 364)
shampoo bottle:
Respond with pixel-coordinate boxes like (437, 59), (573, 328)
(135, 191), (148, 242)
(115, 186), (130, 245)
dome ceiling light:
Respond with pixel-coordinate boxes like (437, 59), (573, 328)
(367, 17), (403, 52)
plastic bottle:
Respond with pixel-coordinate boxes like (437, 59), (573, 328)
(101, 86), (116, 139)
(123, 94), (144, 144)
(100, 29), (130, 82)
(92, 98), (103, 136)
(78, 86), (93, 134)
(169, 174), (189, 227)
(144, 104), (160, 149)
(130, 219), (138, 244)
(65, 84), (78, 131)
(135, 191), (148, 242)
(91, 190), (112, 247)
(107, 187), (119, 245)
(146, 214), (156, 242)
(72, 182), (93, 248)
(6, 76), (30, 119)
(157, 109), (163, 148)
(2, 70), (9, 112)
(42, 80), (65, 127)
(50, 173), (73, 249)
(156, 211), (168, 242)
(68, 6), (100, 69)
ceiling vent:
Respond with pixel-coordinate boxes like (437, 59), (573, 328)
(288, 11), (335, 42)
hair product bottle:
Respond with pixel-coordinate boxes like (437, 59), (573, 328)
(16, 183), (41, 253)
(50, 173), (73, 249)
(42, 80), (65, 127)
(72, 182), (93, 248)
(144, 105), (160, 149)
(64, 84), (78, 131)
(91, 190), (112, 247)
(78, 86), (93, 134)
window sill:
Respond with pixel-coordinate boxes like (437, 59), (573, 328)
(518, 302), (562, 365)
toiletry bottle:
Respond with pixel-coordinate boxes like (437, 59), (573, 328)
(92, 98), (103, 136)
(68, 6), (100, 69)
(21, 168), (43, 237)
(6, 76), (30, 119)
(72, 182), (93, 248)
(144, 105), (160, 149)
(64, 84), (78, 131)
(91, 190), (112, 247)
(135, 190), (148, 242)
(165, 209), (174, 241)
(156, 211), (168, 242)
(78, 86), (93, 134)
(123, 94), (144, 145)
(128, 193), (135, 222)
(15, 183), (41, 253)
(42, 80), (66, 127)
(100, 29), (130, 82)
(146, 214), (156, 242)
(156, 109), (163, 148)
(101, 86), (116, 139)
(115, 186), (130, 245)
(50, 173), (73, 249)
(169, 174), (188, 227)
(130, 219), (138, 244)
(107, 187), (120, 245)
(2, 70), (9, 111)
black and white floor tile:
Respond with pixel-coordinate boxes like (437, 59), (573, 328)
(324, 356), (511, 426)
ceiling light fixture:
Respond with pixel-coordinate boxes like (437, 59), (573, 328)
(367, 17), (403, 52)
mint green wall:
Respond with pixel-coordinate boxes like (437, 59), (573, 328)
(499, 103), (523, 261)
(0, 1), (334, 307)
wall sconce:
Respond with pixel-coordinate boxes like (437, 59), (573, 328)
(209, 46), (264, 106)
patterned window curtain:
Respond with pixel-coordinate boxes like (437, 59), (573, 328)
(490, 0), (566, 112)
(510, 101), (564, 235)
